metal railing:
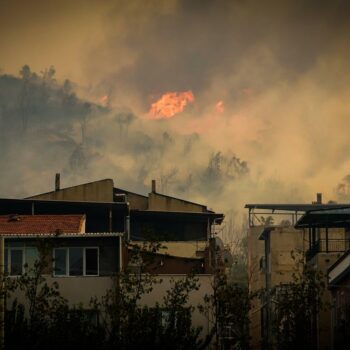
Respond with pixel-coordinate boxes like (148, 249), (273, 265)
(306, 239), (350, 260)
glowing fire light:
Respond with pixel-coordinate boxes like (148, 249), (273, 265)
(100, 95), (109, 105)
(215, 100), (224, 113)
(149, 91), (194, 119)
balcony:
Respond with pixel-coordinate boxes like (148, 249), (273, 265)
(306, 239), (350, 261)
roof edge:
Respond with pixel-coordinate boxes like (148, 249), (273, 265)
(25, 178), (114, 199)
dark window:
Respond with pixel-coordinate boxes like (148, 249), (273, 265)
(25, 247), (39, 275)
(4, 249), (8, 274)
(10, 250), (23, 276)
(54, 249), (67, 276)
(69, 248), (83, 276)
(85, 248), (98, 276)
(68, 309), (99, 326)
(53, 247), (99, 276)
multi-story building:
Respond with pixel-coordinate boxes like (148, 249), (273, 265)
(246, 199), (350, 350)
(27, 177), (224, 241)
(328, 249), (350, 350)
(247, 223), (305, 349)
(0, 214), (124, 316)
(296, 208), (350, 350)
(0, 177), (228, 342)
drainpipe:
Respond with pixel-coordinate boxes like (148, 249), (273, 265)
(119, 235), (123, 273)
(0, 236), (5, 350)
(126, 215), (130, 242)
(109, 206), (113, 233)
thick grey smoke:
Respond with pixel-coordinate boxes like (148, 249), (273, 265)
(83, 0), (350, 207)
(0, 66), (251, 208)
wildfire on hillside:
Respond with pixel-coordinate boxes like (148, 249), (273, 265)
(149, 91), (194, 119)
(215, 100), (224, 113)
(100, 95), (109, 106)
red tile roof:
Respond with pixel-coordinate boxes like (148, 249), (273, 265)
(0, 215), (85, 235)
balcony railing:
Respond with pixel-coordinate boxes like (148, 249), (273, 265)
(306, 239), (350, 261)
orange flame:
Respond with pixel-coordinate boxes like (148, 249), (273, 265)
(100, 95), (109, 105)
(215, 100), (224, 113)
(149, 91), (194, 119)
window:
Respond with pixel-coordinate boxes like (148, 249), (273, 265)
(69, 247), (83, 276)
(25, 247), (39, 274)
(53, 247), (99, 277)
(10, 249), (23, 276)
(85, 248), (98, 276)
(68, 309), (100, 326)
(160, 308), (191, 329)
(54, 249), (67, 276)
(5, 247), (39, 276)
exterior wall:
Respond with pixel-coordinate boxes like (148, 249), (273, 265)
(126, 192), (148, 210)
(45, 276), (114, 307)
(248, 226), (265, 350)
(6, 276), (115, 312)
(27, 179), (114, 202)
(248, 226), (305, 350)
(305, 228), (346, 350)
(330, 273), (350, 350)
(6, 274), (212, 343)
(148, 193), (207, 212)
(5, 236), (121, 276)
(140, 275), (214, 341)
(269, 227), (305, 286)
(131, 215), (208, 241)
(151, 241), (208, 259)
(114, 189), (148, 210)
(309, 252), (344, 350)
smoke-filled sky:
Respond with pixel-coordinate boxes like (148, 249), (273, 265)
(1, 0), (350, 217)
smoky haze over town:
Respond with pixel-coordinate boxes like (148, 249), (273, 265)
(1, 0), (350, 212)
(2, 1), (350, 350)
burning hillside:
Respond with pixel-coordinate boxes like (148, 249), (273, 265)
(149, 91), (194, 119)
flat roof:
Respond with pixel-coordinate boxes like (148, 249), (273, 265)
(245, 203), (350, 212)
(2, 232), (123, 239)
(295, 208), (350, 228)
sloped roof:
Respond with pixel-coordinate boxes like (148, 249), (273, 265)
(0, 214), (85, 235)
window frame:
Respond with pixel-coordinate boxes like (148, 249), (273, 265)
(67, 309), (100, 326)
(160, 307), (191, 329)
(7, 247), (25, 277)
(53, 247), (99, 277)
(5, 246), (40, 277)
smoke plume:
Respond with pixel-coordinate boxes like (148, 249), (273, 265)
(1, 0), (350, 232)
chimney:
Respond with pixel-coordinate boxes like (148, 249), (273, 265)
(55, 173), (60, 191)
(316, 193), (322, 204)
(151, 179), (156, 193)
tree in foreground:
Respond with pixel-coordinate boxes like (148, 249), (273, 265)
(4, 240), (206, 350)
(270, 255), (326, 350)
